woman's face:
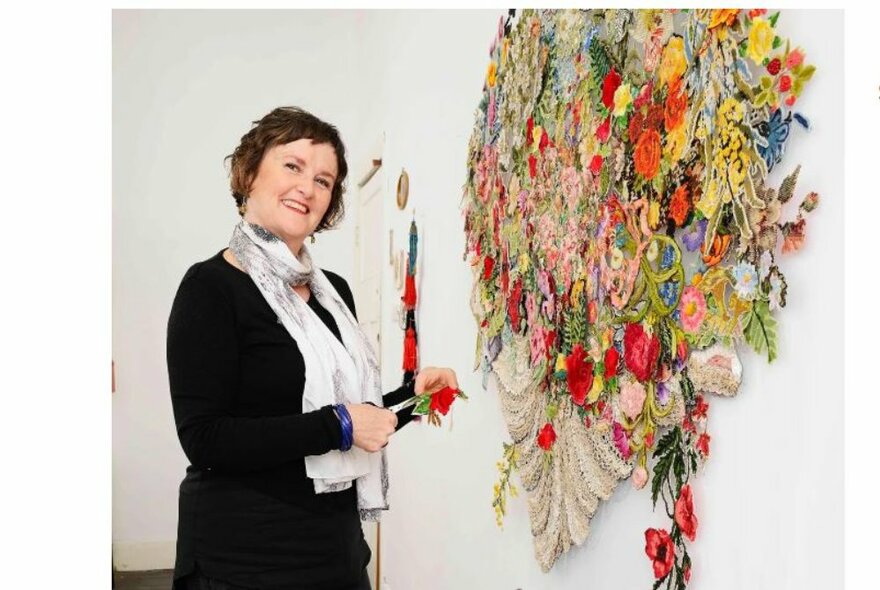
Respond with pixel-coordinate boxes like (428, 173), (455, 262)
(244, 138), (338, 254)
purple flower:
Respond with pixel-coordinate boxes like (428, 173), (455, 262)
(682, 218), (708, 252)
(656, 381), (670, 406)
(613, 422), (632, 459)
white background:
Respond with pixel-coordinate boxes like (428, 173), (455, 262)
(110, 9), (842, 588)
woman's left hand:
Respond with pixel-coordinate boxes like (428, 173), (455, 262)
(414, 367), (459, 396)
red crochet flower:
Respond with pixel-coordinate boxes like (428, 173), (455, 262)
(602, 68), (622, 109)
(691, 395), (709, 420)
(674, 484), (699, 542)
(526, 116), (535, 145)
(645, 528), (675, 579)
(483, 256), (495, 281)
(623, 323), (660, 382)
(668, 185), (691, 227)
(596, 115), (611, 143)
(590, 154), (604, 175)
(508, 278), (523, 329)
(634, 128), (662, 180)
(429, 386), (458, 416)
(697, 432), (711, 457)
(566, 343), (594, 406)
(537, 422), (557, 451)
(604, 346), (620, 378)
(528, 153), (538, 178)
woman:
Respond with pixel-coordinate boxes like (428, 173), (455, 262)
(167, 106), (458, 590)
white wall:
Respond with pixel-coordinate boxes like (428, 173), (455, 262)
(113, 9), (843, 588)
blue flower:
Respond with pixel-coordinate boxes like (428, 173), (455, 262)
(659, 281), (679, 307)
(661, 244), (676, 270)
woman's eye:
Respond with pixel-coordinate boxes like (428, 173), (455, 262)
(317, 179), (331, 189)
(285, 163), (300, 172)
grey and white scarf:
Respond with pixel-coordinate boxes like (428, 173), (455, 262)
(230, 220), (388, 521)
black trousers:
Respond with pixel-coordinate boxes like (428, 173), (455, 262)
(180, 569), (372, 590)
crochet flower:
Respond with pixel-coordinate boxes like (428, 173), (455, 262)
(732, 261), (759, 300)
(620, 380), (647, 420)
(682, 218), (708, 252)
(645, 528), (675, 579)
(696, 432), (711, 457)
(747, 17), (775, 64)
(658, 35), (686, 87)
(612, 421), (632, 459)
(674, 484), (699, 541)
(634, 128), (662, 180)
(429, 386), (459, 416)
(602, 68), (622, 109)
(668, 185), (690, 227)
(664, 77), (687, 132)
(537, 422), (557, 451)
(566, 343), (594, 406)
(632, 465), (648, 490)
(613, 82), (633, 117)
(604, 346), (620, 378)
(679, 286), (707, 333)
(624, 323), (660, 382)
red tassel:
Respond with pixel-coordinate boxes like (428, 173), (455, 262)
(403, 274), (417, 309)
(402, 327), (418, 372)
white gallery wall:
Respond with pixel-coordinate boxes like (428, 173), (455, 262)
(113, 9), (843, 588)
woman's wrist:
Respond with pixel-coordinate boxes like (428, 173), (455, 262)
(334, 404), (354, 451)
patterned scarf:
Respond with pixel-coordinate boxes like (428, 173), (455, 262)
(229, 221), (388, 520)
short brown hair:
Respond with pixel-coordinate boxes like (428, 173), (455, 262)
(226, 106), (348, 233)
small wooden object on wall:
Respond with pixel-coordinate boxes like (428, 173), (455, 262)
(396, 169), (409, 210)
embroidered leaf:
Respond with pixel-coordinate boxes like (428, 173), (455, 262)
(778, 164), (801, 204)
(744, 299), (778, 362)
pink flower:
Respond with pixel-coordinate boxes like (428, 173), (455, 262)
(786, 48), (805, 69)
(632, 465), (648, 489)
(679, 286), (707, 334)
(613, 422), (632, 459)
(619, 380), (647, 420)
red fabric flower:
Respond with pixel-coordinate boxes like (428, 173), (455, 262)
(590, 154), (604, 175)
(697, 432), (711, 457)
(508, 278), (523, 329)
(691, 395), (709, 420)
(674, 484), (699, 542)
(604, 346), (620, 378)
(645, 431), (655, 449)
(538, 128), (550, 154)
(429, 386), (458, 416)
(544, 329), (557, 360)
(623, 323), (660, 382)
(483, 256), (495, 281)
(588, 300), (598, 324)
(566, 344), (594, 406)
(645, 528), (676, 579)
(528, 153), (538, 179)
(677, 339), (688, 362)
(526, 116), (535, 145)
(596, 116), (611, 143)
(767, 58), (782, 75)
(779, 74), (792, 93)
(628, 110), (645, 143)
(537, 422), (557, 451)
(684, 566), (691, 583)
(602, 68), (622, 109)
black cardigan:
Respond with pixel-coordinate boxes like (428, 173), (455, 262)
(167, 250), (414, 590)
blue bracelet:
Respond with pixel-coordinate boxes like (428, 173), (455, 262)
(335, 404), (354, 452)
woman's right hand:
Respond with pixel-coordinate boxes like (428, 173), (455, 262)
(345, 404), (398, 452)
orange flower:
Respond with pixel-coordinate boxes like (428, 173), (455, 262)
(664, 78), (688, 132)
(700, 232), (731, 266)
(709, 9), (739, 30)
(668, 185), (691, 227)
(634, 129), (662, 180)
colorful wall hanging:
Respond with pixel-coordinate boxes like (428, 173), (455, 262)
(462, 9), (819, 587)
(401, 219), (419, 384)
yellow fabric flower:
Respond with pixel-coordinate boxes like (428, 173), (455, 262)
(658, 36), (686, 87)
(648, 200), (661, 230)
(555, 353), (567, 374)
(664, 125), (687, 163)
(588, 374), (604, 404)
(532, 125), (544, 152)
(747, 18), (775, 64)
(708, 9), (739, 40)
(612, 83), (632, 117)
(697, 178), (721, 219)
(487, 61), (498, 88)
(518, 251), (531, 273)
(501, 38), (510, 67)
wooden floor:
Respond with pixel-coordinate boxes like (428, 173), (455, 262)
(114, 570), (174, 590)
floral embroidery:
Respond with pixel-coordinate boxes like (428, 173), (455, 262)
(464, 8), (820, 583)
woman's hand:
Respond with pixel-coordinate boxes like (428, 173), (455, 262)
(345, 404), (398, 452)
(414, 367), (459, 396)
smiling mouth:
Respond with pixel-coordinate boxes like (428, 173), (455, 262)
(282, 199), (310, 214)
